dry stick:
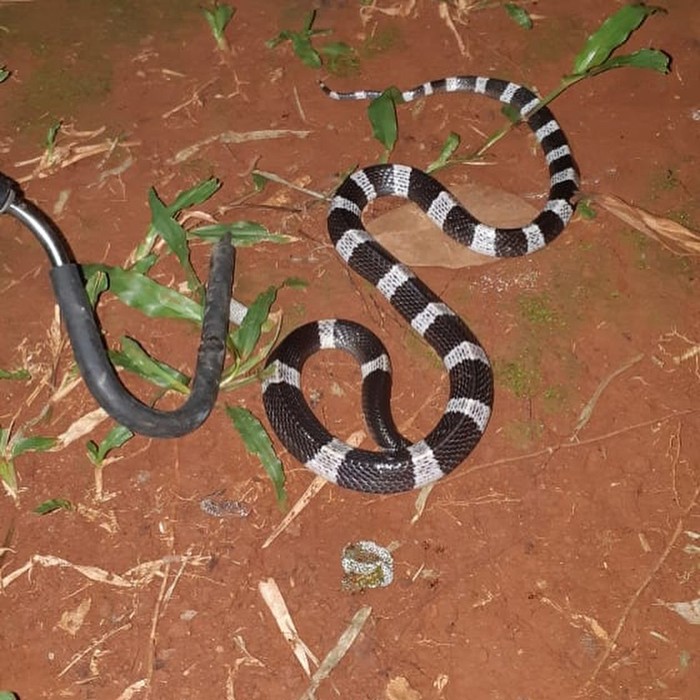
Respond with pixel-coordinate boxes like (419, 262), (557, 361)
(570, 353), (644, 439)
(144, 560), (172, 696)
(258, 577), (319, 676)
(456, 408), (699, 479)
(161, 78), (217, 119)
(262, 475), (327, 549)
(297, 605), (373, 700)
(58, 622), (132, 678)
(252, 169), (328, 200)
(578, 482), (700, 695)
(114, 679), (148, 700)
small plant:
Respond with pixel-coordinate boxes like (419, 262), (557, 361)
(81, 178), (298, 503)
(45, 120), (62, 164)
(0, 425), (56, 502)
(86, 425), (134, 501)
(266, 10), (356, 73)
(504, 3), (533, 29)
(0, 366), (30, 380)
(366, 3), (670, 165)
(34, 498), (73, 515)
(202, 3), (236, 52)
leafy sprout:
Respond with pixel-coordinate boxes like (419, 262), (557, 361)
(202, 3), (236, 52)
(0, 426), (56, 502)
(365, 3), (670, 168)
(504, 3), (533, 29)
(266, 10), (356, 73)
(79, 178), (298, 503)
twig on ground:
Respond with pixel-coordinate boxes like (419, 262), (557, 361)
(570, 353), (644, 440)
(579, 482), (700, 694)
(58, 623), (132, 678)
(162, 78), (217, 119)
(297, 605), (373, 700)
(455, 409), (699, 480)
(258, 577), (319, 676)
(167, 130), (311, 165)
(262, 475), (327, 549)
(252, 169), (329, 200)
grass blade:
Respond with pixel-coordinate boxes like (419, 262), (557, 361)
(226, 406), (286, 504)
(86, 425), (134, 467)
(148, 188), (201, 293)
(34, 498), (73, 515)
(427, 132), (461, 173)
(10, 436), (56, 459)
(231, 286), (277, 360)
(0, 368), (30, 380)
(165, 178), (222, 217)
(110, 337), (190, 393)
(84, 264), (203, 323)
(190, 221), (291, 246)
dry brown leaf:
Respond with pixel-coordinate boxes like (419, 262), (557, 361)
(371, 182), (543, 268)
(591, 192), (700, 255)
(57, 597), (92, 635)
(385, 676), (423, 700)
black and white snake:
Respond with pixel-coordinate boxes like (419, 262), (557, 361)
(262, 76), (579, 494)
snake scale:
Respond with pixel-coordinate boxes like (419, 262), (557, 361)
(262, 76), (579, 494)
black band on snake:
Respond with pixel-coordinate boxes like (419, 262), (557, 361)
(262, 76), (579, 494)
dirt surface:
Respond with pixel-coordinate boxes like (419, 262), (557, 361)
(1, 1), (699, 698)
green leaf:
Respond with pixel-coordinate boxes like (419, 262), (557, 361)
(226, 406), (286, 504)
(34, 498), (73, 515)
(110, 337), (190, 393)
(265, 30), (290, 49)
(427, 132), (461, 173)
(189, 221), (290, 246)
(84, 264), (203, 323)
(0, 367), (30, 380)
(502, 103), (522, 124)
(368, 87), (401, 154)
(504, 3), (533, 29)
(291, 33), (322, 68)
(231, 286), (277, 360)
(577, 199), (597, 220)
(148, 188), (201, 293)
(572, 3), (665, 75)
(251, 172), (268, 192)
(166, 178), (221, 216)
(130, 252), (159, 275)
(85, 268), (108, 308)
(0, 67), (10, 83)
(11, 436), (56, 459)
(0, 691), (19, 700)
(0, 459), (17, 495)
(46, 120), (62, 151)
(595, 47), (670, 74)
(86, 425), (134, 467)
(282, 276), (308, 290)
(0, 427), (9, 454)
(203, 3), (235, 40)
(133, 178), (221, 262)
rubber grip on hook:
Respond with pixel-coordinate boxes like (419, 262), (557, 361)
(49, 235), (234, 438)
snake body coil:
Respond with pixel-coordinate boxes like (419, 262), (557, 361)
(263, 76), (579, 494)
